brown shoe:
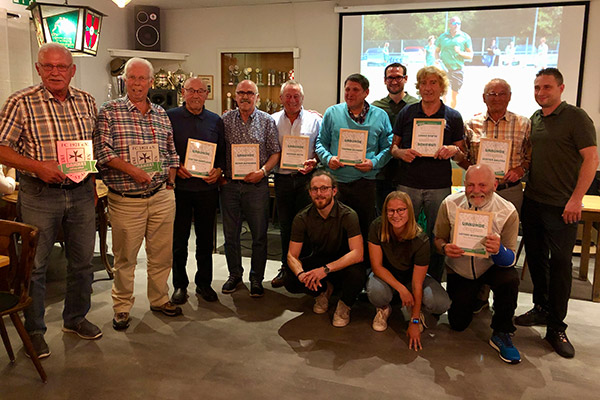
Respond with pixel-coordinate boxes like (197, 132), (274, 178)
(150, 301), (183, 317)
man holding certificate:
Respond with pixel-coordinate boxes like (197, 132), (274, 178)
(94, 58), (181, 330)
(167, 77), (225, 304)
(270, 81), (321, 288)
(390, 66), (466, 283)
(515, 68), (598, 358)
(221, 80), (281, 297)
(433, 164), (521, 364)
(315, 73), (392, 246)
(463, 79), (531, 213)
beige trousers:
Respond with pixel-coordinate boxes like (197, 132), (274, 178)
(108, 189), (175, 313)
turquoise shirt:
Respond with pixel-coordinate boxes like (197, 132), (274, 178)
(315, 103), (392, 183)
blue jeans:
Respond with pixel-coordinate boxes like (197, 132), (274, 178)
(398, 185), (451, 282)
(18, 175), (96, 334)
(220, 179), (270, 281)
(366, 272), (451, 314)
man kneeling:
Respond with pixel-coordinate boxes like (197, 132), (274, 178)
(285, 170), (365, 327)
(434, 164), (521, 364)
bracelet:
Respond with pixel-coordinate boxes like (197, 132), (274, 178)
(296, 271), (306, 278)
(261, 166), (268, 177)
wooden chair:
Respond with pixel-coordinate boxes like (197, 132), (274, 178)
(0, 220), (46, 383)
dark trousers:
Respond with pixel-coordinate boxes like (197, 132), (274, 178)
(284, 254), (366, 307)
(274, 172), (312, 268)
(446, 265), (519, 333)
(522, 197), (577, 331)
(172, 188), (219, 290)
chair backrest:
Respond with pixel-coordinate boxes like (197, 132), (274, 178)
(0, 220), (39, 303)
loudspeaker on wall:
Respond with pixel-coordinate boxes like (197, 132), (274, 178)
(135, 6), (160, 51)
(148, 89), (178, 110)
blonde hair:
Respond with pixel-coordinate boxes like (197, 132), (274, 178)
(380, 191), (420, 243)
(415, 66), (449, 97)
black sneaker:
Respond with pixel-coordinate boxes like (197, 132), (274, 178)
(545, 329), (575, 358)
(222, 276), (242, 294)
(26, 333), (50, 359)
(515, 305), (548, 326)
(270, 268), (286, 288)
(196, 285), (218, 302)
(250, 280), (264, 297)
(62, 318), (103, 340)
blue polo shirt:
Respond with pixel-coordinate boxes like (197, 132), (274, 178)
(167, 104), (225, 192)
(393, 101), (464, 189)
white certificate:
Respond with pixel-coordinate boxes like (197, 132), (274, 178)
(477, 138), (512, 178)
(231, 143), (259, 179)
(337, 128), (367, 165)
(280, 135), (309, 170)
(411, 118), (445, 157)
(185, 139), (217, 177)
(129, 143), (162, 179)
(452, 208), (493, 258)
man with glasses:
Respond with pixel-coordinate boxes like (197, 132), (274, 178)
(0, 43), (102, 358)
(372, 63), (419, 213)
(221, 80), (280, 297)
(286, 170), (365, 327)
(94, 57), (181, 330)
(435, 16), (473, 108)
(167, 77), (225, 304)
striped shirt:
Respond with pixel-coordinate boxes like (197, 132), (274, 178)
(464, 110), (531, 174)
(94, 96), (179, 192)
(0, 83), (97, 180)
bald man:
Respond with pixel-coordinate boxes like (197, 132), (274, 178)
(434, 164), (521, 364)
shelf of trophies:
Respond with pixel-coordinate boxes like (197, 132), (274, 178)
(221, 52), (294, 114)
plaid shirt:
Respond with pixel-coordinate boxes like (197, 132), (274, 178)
(94, 96), (179, 192)
(348, 101), (370, 124)
(0, 83), (97, 180)
(464, 110), (531, 175)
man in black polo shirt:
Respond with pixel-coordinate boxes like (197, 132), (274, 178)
(285, 170), (365, 327)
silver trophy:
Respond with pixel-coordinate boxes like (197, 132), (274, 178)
(243, 67), (253, 81)
(226, 92), (233, 111)
(256, 68), (264, 86)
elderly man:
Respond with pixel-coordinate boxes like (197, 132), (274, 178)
(269, 80), (321, 288)
(286, 170), (365, 327)
(167, 77), (225, 304)
(435, 16), (473, 108)
(316, 73), (392, 248)
(434, 164), (521, 364)
(515, 68), (598, 358)
(390, 66), (466, 282)
(372, 63), (419, 213)
(221, 80), (281, 297)
(94, 57), (181, 331)
(0, 43), (101, 358)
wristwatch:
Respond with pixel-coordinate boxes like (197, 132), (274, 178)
(322, 265), (330, 275)
(166, 181), (175, 189)
(411, 318), (420, 324)
(260, 166), (268, 177)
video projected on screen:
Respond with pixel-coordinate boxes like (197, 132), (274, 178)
(340, 3), (587, 118)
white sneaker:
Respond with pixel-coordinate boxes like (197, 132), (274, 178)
(372, 305), (392, 332)
(332, 300), (351, 327)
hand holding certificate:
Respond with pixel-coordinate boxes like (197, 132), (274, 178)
(411, 119), (445, 157)
(452, 208), (493, 257)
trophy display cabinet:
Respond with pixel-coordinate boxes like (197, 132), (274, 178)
(220, 50), (296, 115)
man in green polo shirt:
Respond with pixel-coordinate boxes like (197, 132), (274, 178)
(285, 170), (365, 328)
(516, 68), (598, 359)
(372, 63), (419, 214)
(435, 16), (473, 108)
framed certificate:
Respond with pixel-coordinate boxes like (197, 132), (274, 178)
(337, 128), (368, 165)
(411, 118), (445, 156)
(280, 135), (309, 170)
(184, 139), (217, 177)
(477, 138), (512, 178)
(231, 143), (259, 179)
(452, 208), (493, 258)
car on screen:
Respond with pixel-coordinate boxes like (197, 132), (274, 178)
(363, 48), (387, 66)
(400, 46), (425, 64)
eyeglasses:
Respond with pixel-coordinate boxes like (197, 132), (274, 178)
(126, 75), (151, 82)
(309, 186), (332, 194)
(451, 21), (461, 26)
(185, 88), (208, 94)
(485, 92), (509, 98)
(38, 63), (72, 72)
(385, 75), (406, 82)
(386, 207), (408, 216)
(236, 91), (256, 97)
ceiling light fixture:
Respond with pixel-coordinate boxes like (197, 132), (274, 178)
(112, 0), (132, 8)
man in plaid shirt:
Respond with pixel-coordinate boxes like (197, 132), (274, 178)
(0, 43), (102, 359)
(94, 58), (180, 331)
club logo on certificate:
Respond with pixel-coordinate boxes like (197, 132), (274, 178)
(129, 143), (162, 179)
(56, 140), (97, 183)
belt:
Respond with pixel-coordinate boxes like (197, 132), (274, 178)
(496, 180), (521, 191)
(109, 184), (163, 199)
(45, 175), (91, 190)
